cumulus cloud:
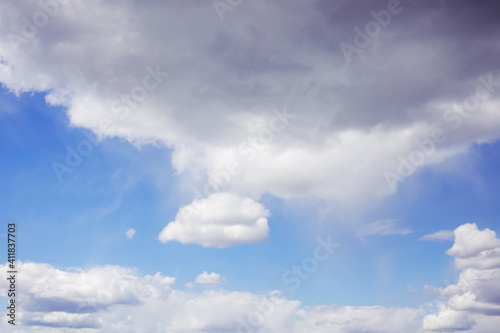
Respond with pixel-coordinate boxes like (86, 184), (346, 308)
(419, 230), (455, 241)
(446, 223), (500, 269)
(158, 192), (270, 248)
(423, 223), (500, 331)
(0, 262), (175, 329)
(0, 0), (500, 208)
(194, 271), (225, 285)
(125, 228), (136, 239)
(423, 305), (476, 332)
(0, 261), (423, 332)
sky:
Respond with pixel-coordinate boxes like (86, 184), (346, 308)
(0, 0), (500, 332)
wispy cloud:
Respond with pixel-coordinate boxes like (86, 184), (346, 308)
(419, 230), (454, 241)
(357, 219), (412, 240)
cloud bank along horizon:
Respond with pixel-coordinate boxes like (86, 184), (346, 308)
(0, 224), (499, 332)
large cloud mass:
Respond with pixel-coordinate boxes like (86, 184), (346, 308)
(1, 0), (500, 208)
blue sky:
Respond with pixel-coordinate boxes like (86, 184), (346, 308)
(1, 1), (500, 332)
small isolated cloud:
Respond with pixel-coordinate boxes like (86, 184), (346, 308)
(125, 228), (136, 239)
(185, 282), (194, 289)
(419, 230), (455, 241)
(158, 192), (270, 248)
(194, 271), (225, 285)
(357, 219), (412, 239)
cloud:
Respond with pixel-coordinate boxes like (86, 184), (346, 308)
(0, 262), (175, 329)
(24, 312), (101, 329)
(423, 223), (500, 331)
(0, 0), (500, 208)
(194, 271), (225, 285)
(419, 230), (455, 241)
(158, 192), (270, 248)
(0, 261), (422, 332)
(125, 228), (136, 239)
(3, 236), (500, 333)
(357, 219), (412, 239)
(446, 223), (500, 268)
(294, 305), (423, 333)
(423, 305), (476, 332)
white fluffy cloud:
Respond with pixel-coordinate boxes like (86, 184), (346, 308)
(446, 223), (500, 269)
(423, 305), (475, 332)
(423, 223), (500, 331)
(0, 262), (175, 329)
(0, 261), (423, 332)
(158, 192), (270, 248)
(1, 0), (500, 209)
(194, 271), (225, 285)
